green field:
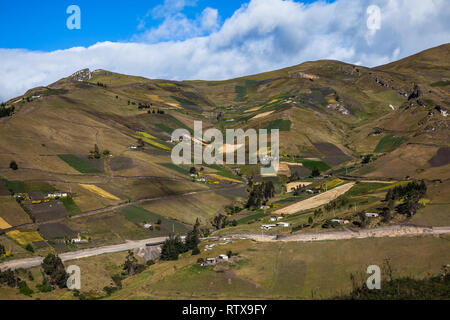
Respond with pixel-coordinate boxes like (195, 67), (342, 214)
(61, 198), (82, 216)
(345, 182), (390, 197)
(158, 163), (190, 175)
(58, 155), (101, 174)
(120, 205), (188, 233)
(155, 123), (174, 134)
(374, 135), (408, 153)
(1, 179), (56, 194)
(237, 212), (268, 224)
(298, 159), (331, 172)
(264, 119), (291, 131)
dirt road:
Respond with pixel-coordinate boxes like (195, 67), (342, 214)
(274, 182), (355, 214)
(0, 237), (168, 271)
(227, 225), (450, 242)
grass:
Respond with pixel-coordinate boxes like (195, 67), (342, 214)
(290, 159), (331, 172)
(158, 163), (190, 175)
(237, 212), (268, 224)
(346, 182), (390, 197)
(235, 86), (247, 102)
(430, 80), (450, 87)
(264, 119), (291, 131)
(58, 155), (101, 174)
(1, 179), (56, 194)
(374, 135), (408, 153)
(106, 235), (450, 300)
(155, 123), (174, 134)
(61, 198), (82, 216)
(120, 205), (188, 233)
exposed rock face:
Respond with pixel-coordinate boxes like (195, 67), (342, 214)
(133, 246), (161, 262)
(289, 71), (320, 80)
(408, 83), (421, 100)
(327, 103), (350, 115)
(69, 68), (91, 82)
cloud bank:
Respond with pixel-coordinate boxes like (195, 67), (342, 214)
(1, 0), (449, 101)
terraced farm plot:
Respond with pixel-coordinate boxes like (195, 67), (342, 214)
(0, 217), (12, 229)
(313, 142), (350, 166)
(264, 119), (291, 131)
(121, 205), (188, 234)
(39, 223), (77, 240)
(133, 135), (171, 151)
(61, 197), (82, 216)
(79, 184), (120, 200)
(158, 163), (190, 175)
(251, 111), (275, 120)
(1, 179), (56, 194)
(58, 154), (102, 174)
(25, 200), (68, 222)
(374, 135), (408, 153)
(207, 174), (242, 183)
(7, 230), (43, 246)
(274, 182), (355, 214)
(0, 196), (32, 226)
(428, 147), (450, 167)
(345, 182), (391, 197)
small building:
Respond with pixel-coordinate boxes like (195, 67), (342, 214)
(331, 219), (350, 225)
(261, 224), (276, 230)
(218, 254), (229, 261)
(205, 258), (217, 265)
(143, 224), (152, 229)
(365, 213), (379, 218)
(276, 222), (290, 227)
(71, 238), (89, 244)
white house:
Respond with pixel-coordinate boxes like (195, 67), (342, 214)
(276, 222), (290, 227)
(143, 224), (152, 229)
(365, 213), (379, 218)
(218, 254), (229, 261)
(261, 224), (277, 230)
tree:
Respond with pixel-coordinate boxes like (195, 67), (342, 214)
(41, 254), (68, 288)
(308, 217), (313, 224)
(137, 138), (145, 148)
(189, 167), (197, 175)
(0, 243), (5, 255)
(25, 244), (34, 253)
(185, 218), (200, 251)
(160, 234), (185, 261)
(123, 251), (139, 276)
(311, 167), (320, 177)
(191, 246), (200, 255)
(9, 161), (18, 170)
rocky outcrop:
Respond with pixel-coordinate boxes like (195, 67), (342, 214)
(408, 83), (421, 100)
(69, 68), (92, 82)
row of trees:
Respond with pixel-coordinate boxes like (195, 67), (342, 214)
(246, 181), (275, 209)
(160, 219), (201, 261)
(385, 181), (427, 217)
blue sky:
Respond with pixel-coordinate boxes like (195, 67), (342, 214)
(0, 0), (324, 51)
(0, 0), (449, 102)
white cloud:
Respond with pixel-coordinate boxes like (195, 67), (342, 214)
(1, 0), (449, 102)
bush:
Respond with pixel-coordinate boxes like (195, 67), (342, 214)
(18, 281), (34, 296)
(36, 283), (53, 293)
(9, 161), (18, 170)
(25, 244), (34, 253)
(192, 246), (200, 255)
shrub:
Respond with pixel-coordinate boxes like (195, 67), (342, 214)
(9, 161), (18, 170)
